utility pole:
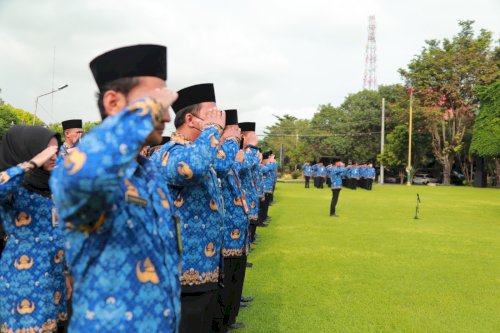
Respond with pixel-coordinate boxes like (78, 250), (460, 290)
(406, 89), (414, 186)
(380, 98), (385, 184)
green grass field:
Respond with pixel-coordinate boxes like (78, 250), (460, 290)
(238, 184), (500, 333)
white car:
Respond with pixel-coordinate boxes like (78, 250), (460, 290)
(413, 173), (438, 185)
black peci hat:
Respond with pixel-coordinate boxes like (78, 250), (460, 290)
(89, 44), (167, 91)
(172, 83), (216, 114)
(262, 152), (270, 159)
(62, 119), (83, 130)
(225, 109), (238, 126)
(239, 122), (255, 132)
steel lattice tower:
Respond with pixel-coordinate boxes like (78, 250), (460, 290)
(363, 15), (377, 91)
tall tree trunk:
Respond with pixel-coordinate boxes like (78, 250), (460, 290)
(495, 158), (500, 188)
(442, 155), (454, 185)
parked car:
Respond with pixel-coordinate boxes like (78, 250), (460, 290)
(437, 171), (465, 185)
(413, 173), (438, 185)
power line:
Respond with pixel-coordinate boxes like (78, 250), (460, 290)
(258, 132), (381, 137)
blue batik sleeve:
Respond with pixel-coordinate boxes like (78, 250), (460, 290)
(50, 98), (161, 223)
(213, 139), (239, 176)
(159, 127), (220, 187)
(0, 164), (30, 203)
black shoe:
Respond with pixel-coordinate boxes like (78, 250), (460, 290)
(264, 217), (272, 222)
(240, 302), (248, 308)
(246, 262), (253, 268)
(241, 296), (254, 302)
(230, 323), (245, 330)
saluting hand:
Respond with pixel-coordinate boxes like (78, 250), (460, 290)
(148, 87), (178, 111)
(31, 146), (59, 168)
(236, 150), (245, 162)
(201, 107), (226, 129)
(222, 126), (241, 140)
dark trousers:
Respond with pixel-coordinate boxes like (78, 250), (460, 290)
(350, 178), (358, 190)
(262, 193), (271, 222)
(249, 221), (257, 243)
(318, 177), (325, 188)
(305, 176), (310, 188)
(180, 290), (218, 333)
(232, 254), (247, 321)
(330, 189), (341, 215)
(326, 177), (332, 187)
(212, 255), (248, 332)
(367, 178), (373, 190)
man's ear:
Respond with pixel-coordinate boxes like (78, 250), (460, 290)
(184, 113), (196, 128)
(102, 90), (127, 117)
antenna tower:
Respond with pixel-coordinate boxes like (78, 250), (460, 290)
(363, 15), (377, 91)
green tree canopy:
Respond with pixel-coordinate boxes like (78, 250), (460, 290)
(470, 81), (500, 157)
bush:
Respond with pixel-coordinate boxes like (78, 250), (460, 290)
(291, 170), (301, 179)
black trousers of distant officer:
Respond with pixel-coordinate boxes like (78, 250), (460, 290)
(249, 219), (258, 243)
(367, 178), (373, 190)
(326, 176), (332, 187)
(350, 178), (358, 190)
(318, 177), (325, 188)
(262, 193), (271, 222)
(330, 188), (341, 216)
(304, 176), (310, 188)
(180, 289), (218, 333)
(212, 255), (248, 333)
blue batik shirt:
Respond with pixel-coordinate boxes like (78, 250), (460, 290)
(351, 167), (360, 179)
(220, 157), (249, 258)
(315, 165), (327, 177)
(262, 163), (275, 193)
(366, 167), (376, 179)
(303, 164), (312, 177)
(50, 98), (181, 333)
(327, 166), (346, 189)
(151, 127), (225, 292)
(0, 164), (67, 332)
(239, 147), (260, 221)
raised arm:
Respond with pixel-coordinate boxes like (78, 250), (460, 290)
(213, 138), (239, 176)
(155, 126), (221, 187)
(50, 97), (164, 223)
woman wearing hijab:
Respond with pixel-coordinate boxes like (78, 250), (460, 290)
(0, 125), (70, 333)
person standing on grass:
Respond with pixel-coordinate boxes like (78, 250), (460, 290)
(366, 163), (375, 190)
(302, 162), (312, 188)
(151, 83), (227, 333)
(50, 44), (181, 332)
(0, 125), (70, 333)
(327, 160), (346, 217)
(316, 162), (327, 189)
(238, 122), (260, 244)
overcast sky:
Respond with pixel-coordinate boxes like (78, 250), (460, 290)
(0, 0), (498, 135)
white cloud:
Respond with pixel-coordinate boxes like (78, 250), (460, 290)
(0, 0), (498, 135)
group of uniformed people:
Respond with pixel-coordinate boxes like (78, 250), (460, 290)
(0, 44), (278, 333)
(303, 162), (376, 191)
(302, 161), (376, 217)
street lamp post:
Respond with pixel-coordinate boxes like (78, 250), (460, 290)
(406, 88), (414, 186)
(33, 84), (68, 125)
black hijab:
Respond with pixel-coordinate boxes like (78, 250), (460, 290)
(0, 125), (61, 197)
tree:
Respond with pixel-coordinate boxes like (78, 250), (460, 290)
(470, 81), (500, 186)
(0, 103), (45, 140)
(260, 115), (312, 171)
(400, 21), (500, 184)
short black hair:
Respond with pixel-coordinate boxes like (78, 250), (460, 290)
(174, 104), (201, 129)
(96, 77), (141, 119)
